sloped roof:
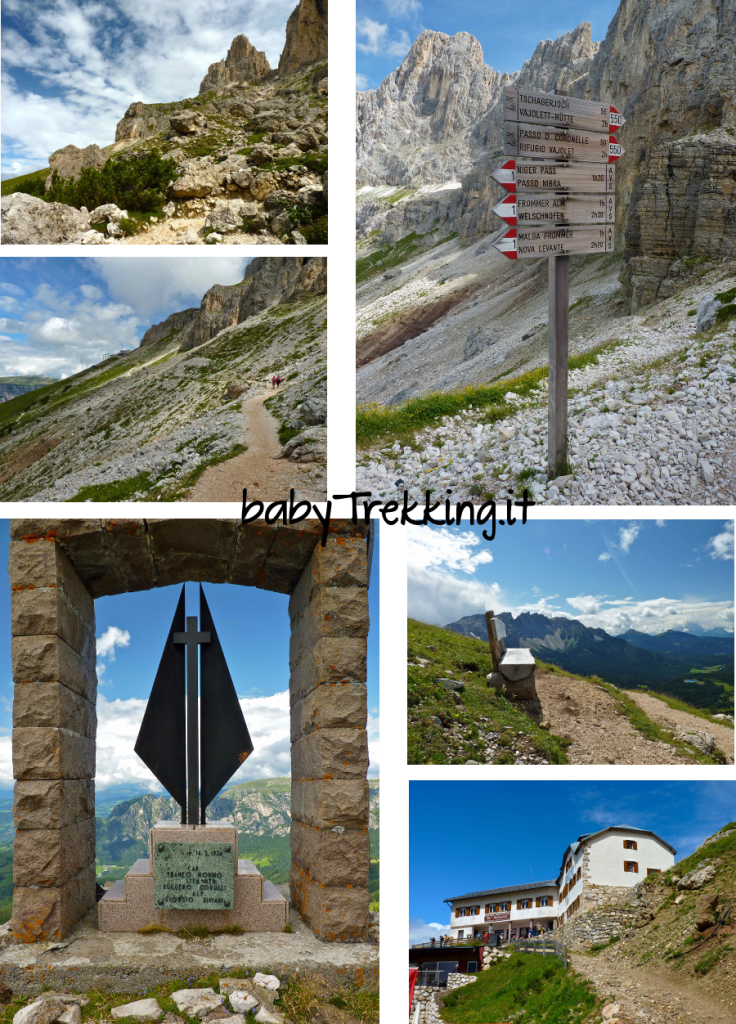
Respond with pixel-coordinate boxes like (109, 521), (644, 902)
(444, 880), (558, 903)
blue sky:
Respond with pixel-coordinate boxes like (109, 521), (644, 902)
(409, 780), (736, 942)
(407, 519), (735, 636)
(0, 257), (250, 378)
(0, 522), (380, 793)
(356, 0), (622, 90)
(1, 0), (299, 178)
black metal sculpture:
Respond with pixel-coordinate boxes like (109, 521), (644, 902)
(135, 584), (253, 824)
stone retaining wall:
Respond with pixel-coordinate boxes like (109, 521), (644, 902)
(409, 977), (476, 1024)
(557, 880), (663, 950)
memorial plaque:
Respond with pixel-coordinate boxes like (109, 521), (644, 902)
(154, 841), (235, 910)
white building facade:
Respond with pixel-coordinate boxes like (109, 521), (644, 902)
(446, 826), (675, 940)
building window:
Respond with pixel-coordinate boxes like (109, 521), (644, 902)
(466, 962), (477, 973)
(624, 840), (638, 850)
(647, 868), (661, 876)
(624, 861), (639, 873)
(519, 899), (531, 910)
(539, 896), (550, 907)
(576, 868), (581, 882)
(458, 930), (464, 938)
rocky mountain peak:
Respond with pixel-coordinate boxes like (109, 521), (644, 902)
(357, 29), (510, 186)
(199, 34), (271, 95)
(278, 0), (328, 74)
(517, 22), (600, 93)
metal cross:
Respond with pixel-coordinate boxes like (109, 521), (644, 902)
(174, 617), (211, 826)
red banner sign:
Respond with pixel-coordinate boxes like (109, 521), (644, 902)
(405, 966), (417, 1015)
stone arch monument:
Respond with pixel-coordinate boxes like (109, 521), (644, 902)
(9, 518), (370, 943)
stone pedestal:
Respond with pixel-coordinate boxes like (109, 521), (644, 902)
(99, 820), (287, 932)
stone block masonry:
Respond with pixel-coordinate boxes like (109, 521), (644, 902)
(9, 519), (371, 943)
(410, 978), (476, 1024)
(556, 881), (663, 951)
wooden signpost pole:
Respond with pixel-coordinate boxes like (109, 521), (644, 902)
(492, 85), (623, 483)
(548, 252), (569, 477)
(547, 89), (569, 480)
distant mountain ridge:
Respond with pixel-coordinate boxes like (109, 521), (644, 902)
(0, 376), (57, 403)
(444, 612), (734, 714)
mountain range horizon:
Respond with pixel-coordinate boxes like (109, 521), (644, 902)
(443, 610), (734, 714)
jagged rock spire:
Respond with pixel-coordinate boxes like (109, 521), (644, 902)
(199, 34), (271, 94)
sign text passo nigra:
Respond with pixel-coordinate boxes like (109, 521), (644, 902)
(154, 842), (235, 910)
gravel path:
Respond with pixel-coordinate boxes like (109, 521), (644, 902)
(571, 953), (735, 1024)
(534, 671), (695, 765)
(187, 391), (325, 501)
(622, 691), (734, 764)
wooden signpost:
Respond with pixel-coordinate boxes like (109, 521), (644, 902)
(492, 194), (615, 226)
(491, 87), (623, 478)
(494, 224), (614, 257)
(491, 159), (615, 195)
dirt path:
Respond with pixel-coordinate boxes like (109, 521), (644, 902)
(623, 690), (734, 764)
(534, 670), (696, 765)
(186, 391), (325, 502)
(571, 953), (735, 1024)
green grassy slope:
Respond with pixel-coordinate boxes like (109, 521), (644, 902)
(409, 620), (728, 765)
(407, 619), (571, 765)
(441, 953), (599, 1024)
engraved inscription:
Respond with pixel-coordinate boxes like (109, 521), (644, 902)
(154, 842), (235, 910)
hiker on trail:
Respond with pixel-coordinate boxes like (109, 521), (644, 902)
(275, 374), (282, 388)
(271, 375), (277, 389)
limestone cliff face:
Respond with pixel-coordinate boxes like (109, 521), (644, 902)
(139, 308), (199, 347)
(357, 31), (510, 187)
(278, 0), (328, 75)
(570, 0), (736, 310)
(198, 35), (271, 95)
(176, 257), (326, 352)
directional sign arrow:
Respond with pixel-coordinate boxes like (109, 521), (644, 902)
(505, 121), (624, 164)
(493, 224), (615, 259)
(491, 159), (615, 194)
(505, 87), (626, 133)
(492, 192), (615, 226)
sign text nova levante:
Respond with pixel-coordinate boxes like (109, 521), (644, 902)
(489, 86), (625, 476)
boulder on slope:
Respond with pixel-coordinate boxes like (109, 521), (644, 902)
(47, 143), (106, 187)
(1, 193), (91, 244)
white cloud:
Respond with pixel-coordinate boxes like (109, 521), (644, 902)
(385, 0), (421, 14)
(409, 918), (451, 944)
(0, 283), (25, 297)
(386, 29), (411, 56)
(90, 257), (250, 320)
(2, 0), (298, 175)
(0, 318), (25, 333)
(598, 552), (612, 562)
(707, 521), (734, 562)
(96, 625), (131, 660)
(656, 520), (666, 528)
(408, 527), (499, 624)
(566, 595), (603, 615)
(80, 284), (103, 301)
(357, 17), (388, 54)
(618, 524), (641, 553)
(0, 296), (22, 314)
(356, 73), (370, 90)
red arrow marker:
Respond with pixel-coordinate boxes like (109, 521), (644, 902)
(609, 106), (624, 132)
(494, 229), (518, 259)
(491, 159), (517, 193)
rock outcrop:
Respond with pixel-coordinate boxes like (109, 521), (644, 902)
(199, 34), (271, 94)
(176, 256), (327, 351)
(572, 0), (736, 310)
(139, 308), (200, 347)
(357, 30), (509, 187)
(0, 193), (92, 244)
(46, 143), (107, 187)
(278, 0), (328, 74)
